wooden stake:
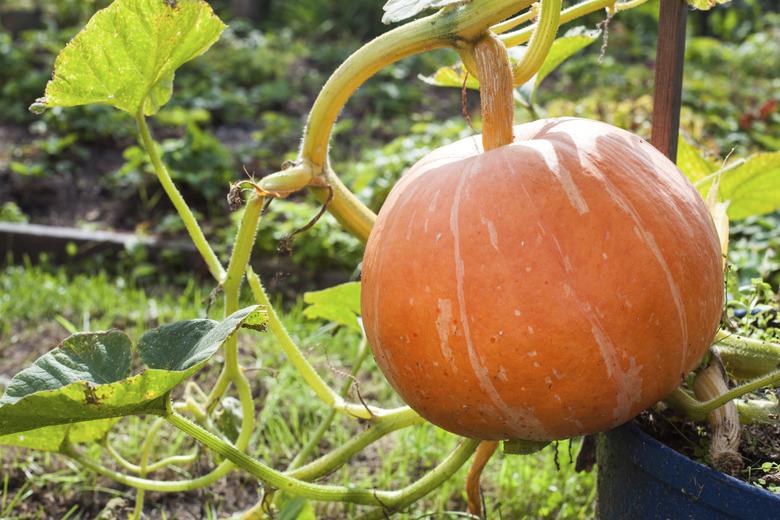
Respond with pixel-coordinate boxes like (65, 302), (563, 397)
(651, 0), (688, 163)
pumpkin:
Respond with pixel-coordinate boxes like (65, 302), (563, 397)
(361, 117), (724, 441)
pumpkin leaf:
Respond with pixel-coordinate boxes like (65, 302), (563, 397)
(687, 0), (731, 11)
(382, 0), (469, 24)
(677, 136), (719, 183)
(695, 152), (780, 220)
(531, 26), (600, 92)
(138, 306), (267, 370)
(419, 62), (480, 89)
(705, 175), (730, 265)
(214, 396), (243, 443)
(0, 419), (119, 452)
(503, 439), (550, 455)
(0, 331), (133, 406)
(0, 306), (264, 445)
(31, 0), (225, 116)
(277, 497), (316, 520)
(303, 282), (362, 332)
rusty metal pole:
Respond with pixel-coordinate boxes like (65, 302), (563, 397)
(651, 0), (688, 163)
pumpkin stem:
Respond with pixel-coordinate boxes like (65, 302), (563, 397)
(473, 33), (515, 151)
(466, 440), (499, 517)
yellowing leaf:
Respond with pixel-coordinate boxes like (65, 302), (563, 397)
(687, 0), (731, 11)
(419, 62), (480, 89)
(0, 419), (119, 452)
(705, 175), (730, 265)
(677, 136), (719, 183)
(698, 152), (780, 221)
(35, 0), (225, 116)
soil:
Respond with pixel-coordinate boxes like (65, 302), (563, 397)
(0, 127), (130, 229)
(0, 453), (265, 519)
(636, 397), (780, 492)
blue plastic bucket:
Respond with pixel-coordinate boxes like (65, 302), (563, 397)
(597, 422), (780, 519)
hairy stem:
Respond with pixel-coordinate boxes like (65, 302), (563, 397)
(131, 417), (166, 520)
(736, 398), (780, 425)
(288, 337), (372, 471)
(135, 113), (225, 282)
(241, 338), (374, 519)
(246, 267), (412, 421)
(666, 368), (780, 421)
(357, 438), (481, 519)
(241, 403), (422, 519)
(501, 0), (615, 48)
(510, 0), (561, 86)
(311, 165), (376, 243)
(106, 440), (198, 475)
(64, 444), (236, 493)
(301, 0), (533, 167)
(221, 195), (265, 453)
(299, 0), (534, 240)
(714, 330), (780, 380)
(492, 4), (539, 34)
(166, 411), (478, 507)
(287, 408), (424, 482)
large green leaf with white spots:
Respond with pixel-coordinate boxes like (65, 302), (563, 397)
(0, 306), (265, 450)
(31, 0), (225, 116)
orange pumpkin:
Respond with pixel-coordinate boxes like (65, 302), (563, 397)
(361, 117), (724, 441)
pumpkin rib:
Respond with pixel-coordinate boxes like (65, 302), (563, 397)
(496, 145), (639, 428)
(361, 117), (724, 441)
(448, 158), (548, 439)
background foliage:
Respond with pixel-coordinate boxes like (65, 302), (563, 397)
(0, 0), (778, 517)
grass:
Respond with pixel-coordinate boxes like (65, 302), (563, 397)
(0, 263), (595, 518)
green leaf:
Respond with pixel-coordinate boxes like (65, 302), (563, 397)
(0, 419), (118, 452)
(214, 396), (242, 443)
(35, 0), (226, 116)
(677, 136), (719, 183)
(687, 0), (731, 11)
(503, 439), (550, 455)
(419, 62), (480, 89)
(420, 26), (599, 98)
(1, 331), (133, 406)
(382, 0), (469, 24)
(139, 305), (267, 371)
(277, 498), (316, 520)
(712, 152), (780, 220)
(532, 27), (600, 91)
(303, 282), (362, 332)
(0, 306), (265, 445)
